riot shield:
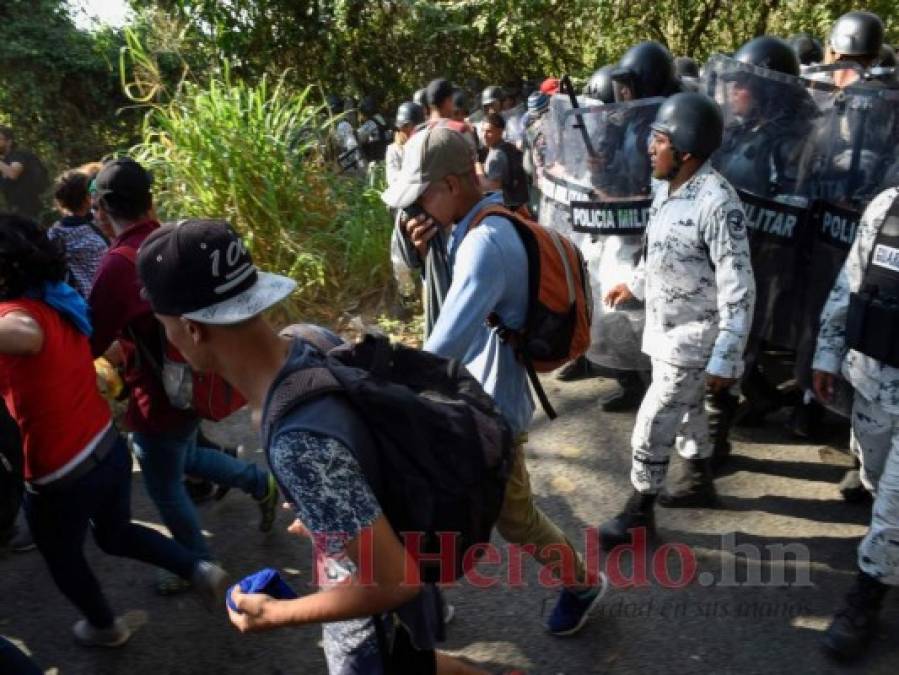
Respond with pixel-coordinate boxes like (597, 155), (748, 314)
(705, 55), (819, 351)
(792, 80), (899, 400)
(795, 80), (899, 207)
(794, 201), (862, 396)
(539, 97), (662, 370)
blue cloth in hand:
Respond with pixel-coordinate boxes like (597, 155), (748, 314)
(226, 568), (298, 613)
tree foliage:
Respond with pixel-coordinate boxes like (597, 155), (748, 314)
(129, 0), (899, 107)
(0, 0), (138, 173)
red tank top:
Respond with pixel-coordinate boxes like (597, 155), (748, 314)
(0, 299), (111, 481)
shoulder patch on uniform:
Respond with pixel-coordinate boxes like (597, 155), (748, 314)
(726, 209), (746, 239)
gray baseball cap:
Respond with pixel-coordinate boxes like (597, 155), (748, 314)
(381, 126), (474, 209)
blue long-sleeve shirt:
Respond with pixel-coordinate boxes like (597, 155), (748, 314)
(424, 193), (534, 435)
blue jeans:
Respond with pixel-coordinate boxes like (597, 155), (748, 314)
(0, 636), (42, 675)
(131, 424), (268, 559)
(25, 437), (199, 629)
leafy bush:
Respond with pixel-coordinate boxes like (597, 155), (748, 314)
(129, 66), (393, 320)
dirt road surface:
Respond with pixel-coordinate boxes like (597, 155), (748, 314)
(2, 374), (895, 674)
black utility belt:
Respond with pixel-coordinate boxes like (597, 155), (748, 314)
(846, 291), (899, 368)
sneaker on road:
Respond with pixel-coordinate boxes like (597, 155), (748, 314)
(192, 560), (230, 612)
(257, 473), (279, 533)
(73, 617), (132, 648)
(546, 573), (609, 636)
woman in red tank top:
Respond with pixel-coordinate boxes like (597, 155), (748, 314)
(0, 214), (227, 649)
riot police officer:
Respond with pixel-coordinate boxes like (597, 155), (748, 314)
(385, 101), (425, 186)
(326, 94), (363, 173)
(356, 95), (392, 165)
(522, 91), (550, 216)
(788, 33), (824, 67)
(582, 65), (616, 104)
(675, 56), (700, 91)
(599, 93), (755, 545)
(412, 87), (429, 115)
(608, 41), (682, 193)
(828, 10), (885, 88)
(813, 186), (899, 661)
(793, 9), (898, 492)
(580, 41), (682, 408)
(715, 36), (816, 197)
(709, 36), (818, 458)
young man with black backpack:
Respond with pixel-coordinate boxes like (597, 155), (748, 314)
(136, 219), (491, 674)
(384, 126), (605, 637)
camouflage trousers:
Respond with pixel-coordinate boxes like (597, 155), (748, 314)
(852, 394), (899, 585)
(630, 359), (711, 493)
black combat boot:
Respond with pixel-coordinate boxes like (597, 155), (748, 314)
(598, 490), (656, 550)
(839, 458), (873, 504)
(658, 457), (718, 508)
(735, 363), (783, 427)
(556, 355), (601, 382)
(601, 370), (647, 412)
(707, 389), (739, 469)
(786, 398), (824, 439)
(821, 570), (889, 661)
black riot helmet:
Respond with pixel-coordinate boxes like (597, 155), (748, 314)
(359, 95), (377, 117)
(675, 56), (699, 79)
(611, 41), (680, 100)
(583, 65), (616, 103)
(326, 94), (343, 115)
(451, 89), (469, 114)
(880, 44), (897, 68)
(650, 92), (723, 158)
(481, 85), (503, 109)
(412, 88), (428, 109)
(733, 36), (800, 77)
(829, 11), (884, 58)
(395, 101), (425, 128)
(788, 33), (824, 65)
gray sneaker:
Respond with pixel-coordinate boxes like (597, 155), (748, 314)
(73, 617), (132, 648)
(192, 560), (230, 611)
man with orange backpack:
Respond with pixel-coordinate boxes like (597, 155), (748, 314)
(383, 126), (605, 637)
(87, 158), (279, 595)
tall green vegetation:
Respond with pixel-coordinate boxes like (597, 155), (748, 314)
(124, 33), (393, 319)
(130, 81), (393, 317)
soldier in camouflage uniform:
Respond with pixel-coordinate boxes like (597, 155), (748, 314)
(599, 93), (755, 548)
(813, 186), (899, 661)
(521, 91), (550, 217)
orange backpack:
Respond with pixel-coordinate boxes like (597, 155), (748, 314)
(469, 204), (592, 419)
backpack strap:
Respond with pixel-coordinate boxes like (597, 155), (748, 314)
(466, 205), (559, 420)
(260, 358), (344, 450)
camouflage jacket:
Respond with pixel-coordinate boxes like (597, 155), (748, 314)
(813, 187), (899, 413)
(629, 162), (755, 378)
